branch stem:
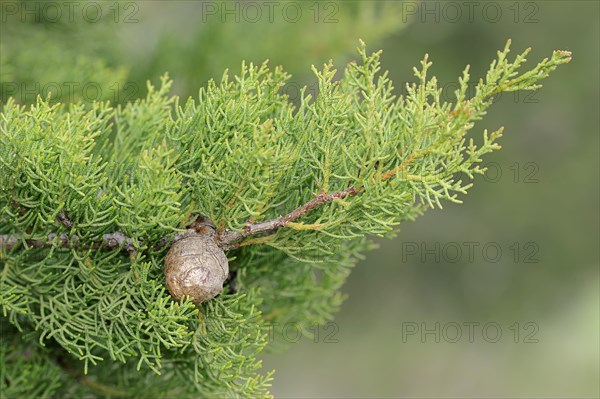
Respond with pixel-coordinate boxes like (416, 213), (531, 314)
(0, 232), (137, 254)
(215, 186), (360, 249)
(1, 186), (364, 253)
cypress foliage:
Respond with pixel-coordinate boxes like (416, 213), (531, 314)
(0, 5), (571, 395)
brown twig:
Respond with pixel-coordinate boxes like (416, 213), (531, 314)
(215, 186), (361, 250)
(0, 232), (138, 255)
(215, 157), (424, 249)
(58, 211), (74, 229)
(1, 186), (365, 253)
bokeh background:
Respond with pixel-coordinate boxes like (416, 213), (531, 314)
(2, 1), (598, 397)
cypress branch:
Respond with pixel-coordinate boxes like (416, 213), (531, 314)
(0, 38), (571, 398)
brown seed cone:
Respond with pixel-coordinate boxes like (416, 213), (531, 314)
(164, 232), (229, 304)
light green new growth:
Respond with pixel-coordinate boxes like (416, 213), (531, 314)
(0, 41), (570, 397)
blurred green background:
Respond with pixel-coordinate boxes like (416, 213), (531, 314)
(2, 1), (598, 397)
